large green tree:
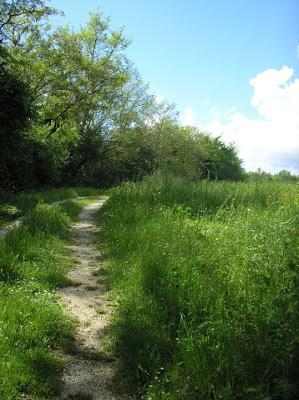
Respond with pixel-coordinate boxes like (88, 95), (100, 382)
(1, 2), (156, 186)
(1, 0), (245, 190)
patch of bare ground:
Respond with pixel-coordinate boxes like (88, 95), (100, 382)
(58, 200), (120, 400)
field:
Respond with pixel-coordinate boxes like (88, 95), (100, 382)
(0, 177), (298, 400)
(2, 2), (298, 399)
(0, 191), (101, 399)
(0, 187), (102, 227)
(95, 174), (299, 399)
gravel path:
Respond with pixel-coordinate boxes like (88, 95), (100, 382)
(59, 200), (118, 400)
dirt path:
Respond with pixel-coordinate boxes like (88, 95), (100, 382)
(0, 218), (22, 238)
(59, 199), (118, 400)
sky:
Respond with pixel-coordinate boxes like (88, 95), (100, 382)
(50, 0), (299, 173)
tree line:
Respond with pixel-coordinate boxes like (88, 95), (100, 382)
(0, 1), (296, 191)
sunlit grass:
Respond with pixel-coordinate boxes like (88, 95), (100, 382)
(95, 174), (299, 400)
(0, 187), (103, 227)
(0, 195), (101, 399)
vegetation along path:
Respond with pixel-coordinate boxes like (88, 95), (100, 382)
(59, 199), (117, 400)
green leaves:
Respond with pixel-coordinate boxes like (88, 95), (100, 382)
(2, 1), (245, 190)
(0, 0), (60, 47)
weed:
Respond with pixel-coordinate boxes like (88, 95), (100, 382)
(92, 267), (108, 276)
(95, 174), (299, 400)
(96, 307), (106, 315)
(0, 187), (103, 227)
(0, 194), (99, 399)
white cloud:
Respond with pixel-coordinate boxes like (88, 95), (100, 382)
(180, 66), (299, 173)
(180, 106), (195, 126)
(155, 92), (165, 104)
(249, 66), (297, 121)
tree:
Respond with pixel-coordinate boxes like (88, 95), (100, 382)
(192, 130), (244, 180)
(0, 62), (35, 190)
(3, 7), (143, 185)
(0, 0), (57, 47)
(0, 1), (246, 190)
(274, 170), (298, 183)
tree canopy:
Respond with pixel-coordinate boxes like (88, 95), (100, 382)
(0, 0), (248, 191)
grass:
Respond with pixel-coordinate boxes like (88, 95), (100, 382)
(92, 267), (108, 277)
(95, 173), (299, 400)
(0, 187), (103, 227)
(96, 308), (106, 315)
(0, 194), (101, 399)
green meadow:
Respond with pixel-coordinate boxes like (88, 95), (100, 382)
(0, 176), (298, 399)
(1, 2), (299, 399)
(0, 194), (101, 399)
(95, 174), (299, 399)
(0, 187), (102, 227)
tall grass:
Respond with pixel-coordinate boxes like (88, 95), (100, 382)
(96, 174), (299, 399)
(0, 198), (93, 399)
(0, 186), (102, 226)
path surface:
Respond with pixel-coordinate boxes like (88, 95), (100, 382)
(59, 199), (118, 400)
(0, 218), (22, 238)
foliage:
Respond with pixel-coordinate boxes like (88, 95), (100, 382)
(2, 2), (155, 187)
(192, 130), (244, 180)
(1, 0), (247, 190)
(0, 63), (35, 190)
(246, 168), (299, 183)
(0, 0), (58, 47)
(104, 123), (244, 185)
(95, 174), (299, 399)
(273, 170), (299, 183)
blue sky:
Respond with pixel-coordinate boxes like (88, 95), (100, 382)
(50, 0), (299, 173)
